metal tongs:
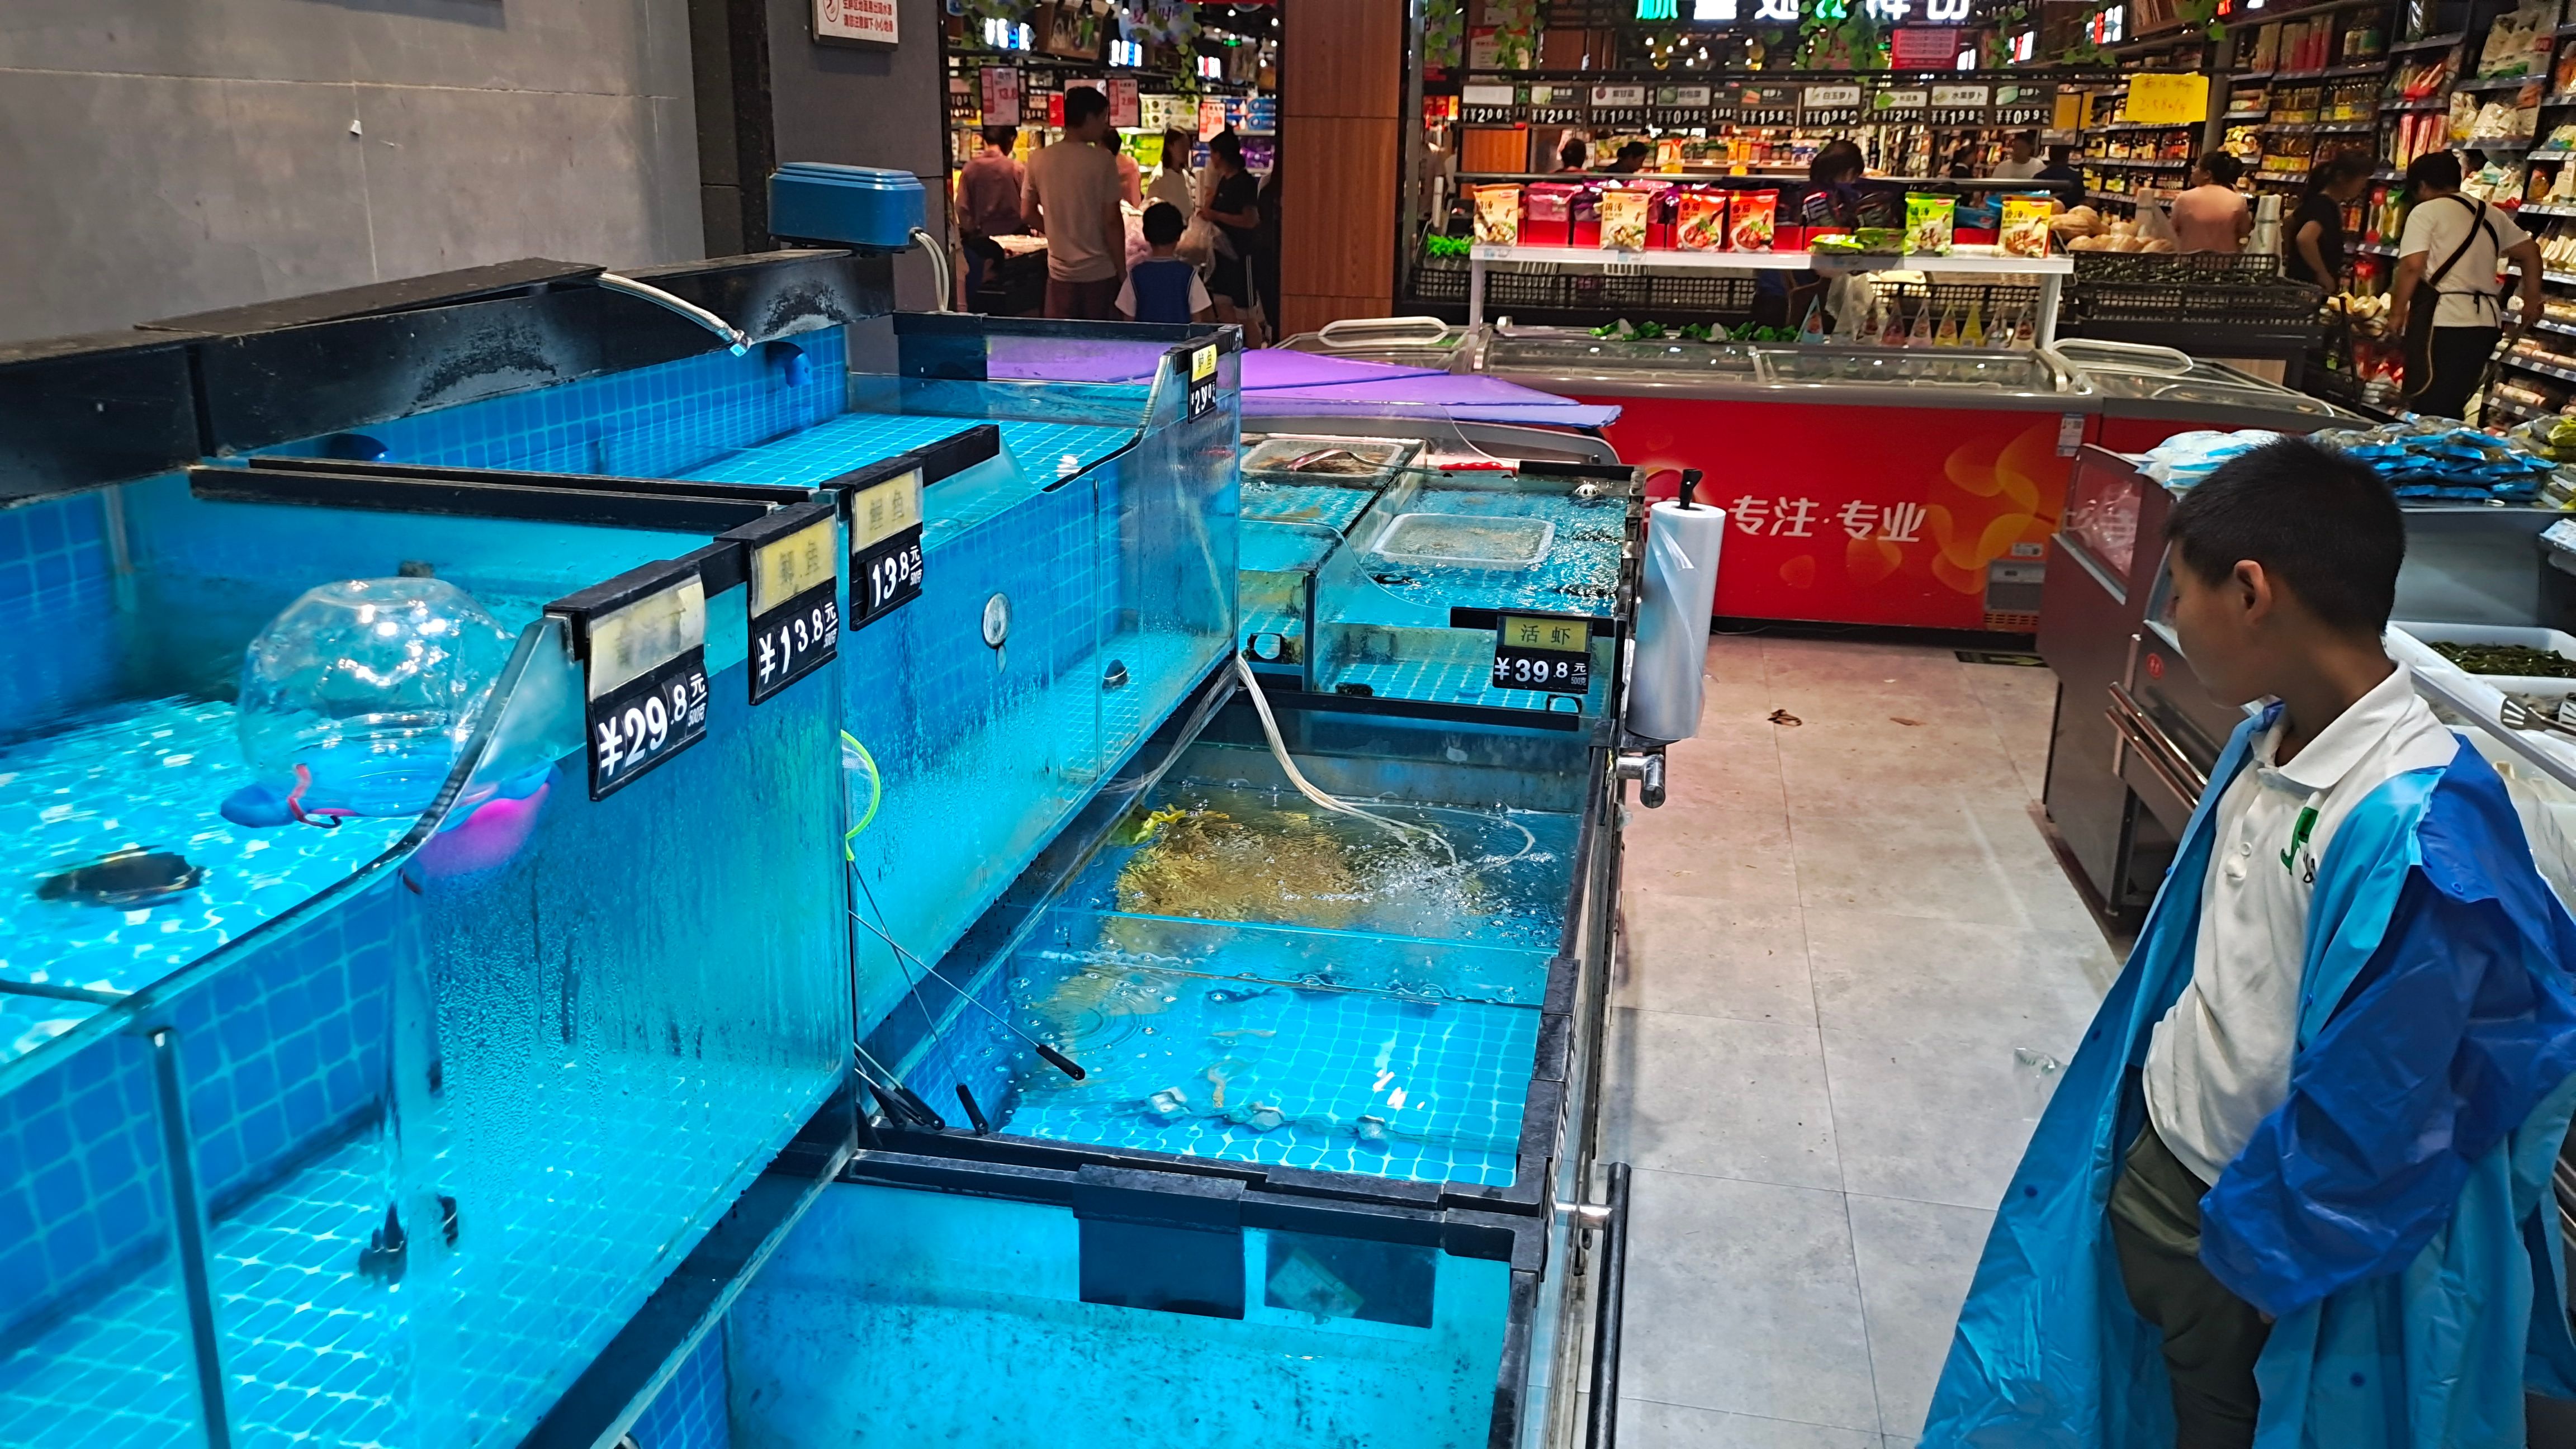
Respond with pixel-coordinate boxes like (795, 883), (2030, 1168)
(2498, 697), (2576, 738)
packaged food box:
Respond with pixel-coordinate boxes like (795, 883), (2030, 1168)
(1521, 183), (1575, 246)
(1474, 185), (1523, 246)
(1905, 193), (1957, 255)
(1727, 189), (1778, 250)
(1571, 187), (1602, 247)
(2000, 195), (2054, 259)
(1676, 189), (1729, 251)
(1600, 188), (1651, 250)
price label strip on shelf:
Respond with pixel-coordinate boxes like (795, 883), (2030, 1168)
(846, 461), (926, 629)
(557, 564), (712, 800)
(732, 498), (842, 704)
(1491, 612), (1594, 696)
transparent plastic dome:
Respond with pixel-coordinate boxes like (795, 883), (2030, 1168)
(237, 577), (515, 818)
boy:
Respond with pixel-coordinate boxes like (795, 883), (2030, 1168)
(1926, 437), (2576, 1448)
(1116, 203), (1212, 325)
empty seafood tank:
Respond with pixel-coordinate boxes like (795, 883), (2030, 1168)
(1311, 454), (1639, 719)
(0, 281), (856, 1447)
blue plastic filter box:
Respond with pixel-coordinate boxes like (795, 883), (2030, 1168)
(769, 163), (926, 250)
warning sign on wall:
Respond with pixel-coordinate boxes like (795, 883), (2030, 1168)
(815, 0), (898, 47)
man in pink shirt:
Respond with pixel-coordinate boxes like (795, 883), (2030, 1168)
(2170, 152), (2253, 254)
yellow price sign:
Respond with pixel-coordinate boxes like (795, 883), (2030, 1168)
(2125, 73), (2209, 127)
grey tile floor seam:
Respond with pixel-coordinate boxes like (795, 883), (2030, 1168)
(1611, 637), (2109, 1446)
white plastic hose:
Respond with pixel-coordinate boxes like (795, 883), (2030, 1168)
(595, 272), (750, 354)
(1232, 656), (1456, 866)
(910, 228), (952, 314)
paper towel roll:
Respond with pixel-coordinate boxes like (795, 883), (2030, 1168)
(1627, 499), (1727, 742)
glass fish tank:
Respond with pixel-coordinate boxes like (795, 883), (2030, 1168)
(0, 463), (847, 1448)
(711, 1168), (1537, 1449)
(873, 698), (1608, 1202)
(1309, 457), (1639, 717)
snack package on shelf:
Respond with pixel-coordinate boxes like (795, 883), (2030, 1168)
(1727, 189), (1778, 250)
(1474, 185), (1523, 246)
(2000, 195), (2055, 258)
(1677, 189), (1729, 250)
(2478, 0), (2558, 77)
(1570, 186), (1602, 247)
(1599, 187), (1651, 250)
(1522, 183), (1575, 246)
(1904, 193), (1957, 255)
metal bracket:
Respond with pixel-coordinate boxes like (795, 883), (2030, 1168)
(1613, 749), (1668, 809)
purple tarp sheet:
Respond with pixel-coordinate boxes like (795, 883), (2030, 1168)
(979, 342), (1619, 428)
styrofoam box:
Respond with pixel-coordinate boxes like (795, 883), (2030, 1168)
(2393, 621), (2576, 698)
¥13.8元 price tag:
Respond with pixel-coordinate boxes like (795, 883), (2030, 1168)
(735, 499), (841, 703)
(561, 566), (710, 799)
(846, 463), (925, 628)
(1491, 613), (1594, 695)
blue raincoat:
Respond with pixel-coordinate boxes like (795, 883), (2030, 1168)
(1925, 707), (2576, 1448)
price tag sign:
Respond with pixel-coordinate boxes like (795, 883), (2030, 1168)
(847, 463), (925, 629)
(1183, 343), (1220, 419)
(1491, 613), (1594, 695)
(734, 501), (841, 704)
(565, 569), (710, 800)
(2126, 72), (2209, 125)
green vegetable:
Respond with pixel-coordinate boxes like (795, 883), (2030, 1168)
(2430, 640), (2576, 678)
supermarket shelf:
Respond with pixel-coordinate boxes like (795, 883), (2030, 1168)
(2558, 20), (2576, 35)
(2506, 352), (2576, 385)
(2544, 271), (2576, 286)
(2535, 316), (2576, 337)
(2488, 394), (2556, 424)
(1464, 244), (2072, 274)
(2097, 120), (2200, 131)
(2547, 93), (2576, 106)
(2260, 120), (2376, 133)
(2388, 30), (2466, 51)
(2089, 157), (2191, 169)
(2086, 189), (2151, 205)
(2469, 136), (2541, 150)
(2384, 97), (2451, 111)
(2355, 241), (2398, 256)
(2268, 61), (2391, 79)
(2222, 110), (2272, 120)
(2458, 73), (2546, 91)
(2522, 202), (2576, 218)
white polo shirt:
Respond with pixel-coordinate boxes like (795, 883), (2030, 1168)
(2143, 664), (2459, 1187)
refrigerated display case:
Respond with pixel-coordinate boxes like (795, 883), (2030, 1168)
(2052, 339), (2354, 451)
(2039, 443), (2571, 921)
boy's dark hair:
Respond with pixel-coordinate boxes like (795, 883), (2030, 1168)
(2407, 149), (2463, 194)
(1141, 201), (1185, 245)
(1617, 140), (1652, 163)
(2047, 144), (2075, 164)
(1560, 137), (1588, 168)
(2199, 150), (2243, 187)
(982, 124), (1017, 151)
(1809, 138), (1864, 184)
(1210, 129), (1244, 167)
(1063, 86), (1109, 129)
(2165, 436), (2403, 634)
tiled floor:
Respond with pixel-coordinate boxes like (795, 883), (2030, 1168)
(1606, 633), (2123, 1448)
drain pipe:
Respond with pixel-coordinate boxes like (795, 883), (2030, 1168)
(593, 272), (750, 354)
(910, 228), (951, 312)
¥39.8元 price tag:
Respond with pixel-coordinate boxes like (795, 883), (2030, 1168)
(847, 463), (925, 629)
(1491, 613), (1594, 695)
(565, 567), (710, 799)
(735, 499), (841, 703)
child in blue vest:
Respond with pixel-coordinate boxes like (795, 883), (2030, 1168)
(1117, 202), (1212, 325)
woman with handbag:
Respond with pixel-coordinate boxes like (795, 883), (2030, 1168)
(2390, 151), (2543, 419)
(1197, 131), (1263, 347)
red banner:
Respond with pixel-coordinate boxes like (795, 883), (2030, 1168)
(1585, 394), (2078, 632)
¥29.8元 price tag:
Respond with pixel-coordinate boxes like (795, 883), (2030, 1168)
(569, 569), (710, 799)
(847, 463), (925, 629)
(738, 500), (841, 703)
(1491, 613), (1594, 695)
(1185, 342), (1219, 419)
